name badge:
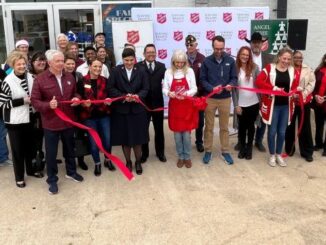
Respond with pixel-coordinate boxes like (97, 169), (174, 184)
(84, 84), (91, 89)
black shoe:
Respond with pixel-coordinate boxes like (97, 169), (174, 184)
(322, 151), (326, 157)
(49, 183), (58, 194)
(135, 161), (143, 175)
(234, 143), (240, 151)
(56, 159), (62, 164)
(157, 154), (167, 162)
(305, 156), (313, 162)
(78, 160), (88, 171)
(238, 147), (246, 159)
(196, 144), (204, 153)
(27, 172), (44, 178)
(94, 164), (101, 176)
(245, 144), (253, 160)
(65, 173), (84, 182)
(314, 145), (323, 151)
(140, 155), (148, 163)
(255, 142), (266, 152)
(16, 181), (26, 188)
(104, 159), (116, 171)
(286, 146), (295, 157)
(126, 160), (132, 172)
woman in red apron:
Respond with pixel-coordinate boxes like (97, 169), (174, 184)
(163, 50), (197, 168)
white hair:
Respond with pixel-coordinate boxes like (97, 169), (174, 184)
(56, 33), (68, 42)
(45, 49), (63, 61)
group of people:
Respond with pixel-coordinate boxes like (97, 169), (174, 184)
(0, 30), (326, 195)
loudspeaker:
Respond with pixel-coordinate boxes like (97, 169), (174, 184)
(287, 19), (308, 50)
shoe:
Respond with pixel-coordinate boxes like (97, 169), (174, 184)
(126, 160), (132, 172)
(140, 155), (148, 163)
(16, 181), (26, 188)
(0, 159), (13, 166)
(234, 143), (240, 151)
(184, 159), (192, 168)
(202, 152), (212, 164)
(104, 159), (116, 171)
(94, 164), (101, 176)
(196, 144), (204, 153)
(48, 183), (58, 195)
(157, 154), (167, 162)
(27, 172), (44, 178)
(268, 155), (276, 167)
(65, 173), (84, 182)
(56, 159), (63, 164)
(238, 146), (246, 159)
(287, 146), (295, 157)
(255, 142), (266, 152)
(222, 153), (234, 165)
(276, 154), (287, 167)
(177, 159), (184, 168)
(322, 151), (326, 157)
(305, 156), (313, 162)
(78, 159), (88, 171)
(314, 145), (323, 151)
(135, 161), (143, 175)
(245, 144), (253, 160)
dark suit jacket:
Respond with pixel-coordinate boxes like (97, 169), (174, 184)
(137, 60), (166, 108)
(108, 65), (149, 114)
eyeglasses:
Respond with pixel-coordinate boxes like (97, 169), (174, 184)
(186, 43), (195, 47)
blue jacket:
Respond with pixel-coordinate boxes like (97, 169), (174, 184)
(200, 52), (238, 99)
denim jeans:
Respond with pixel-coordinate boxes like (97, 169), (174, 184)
(174, 131), (191, 160)
(84, 116), (110, 164)
(0, 119), (9, 162)
(267, 105), (289, 154)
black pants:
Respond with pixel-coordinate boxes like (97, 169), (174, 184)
(44, 128), (77, 184)
(238, 103), (259, 147)
(285, 105), (314, 157)
(30, 113), (45, 165)
(142, 111), (165, 157)
(7, 123), (34, 182)
(312, 105), (326, 149)
(195, 110), (205, 146)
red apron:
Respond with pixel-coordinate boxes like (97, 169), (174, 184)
(168, 76), (197, 132)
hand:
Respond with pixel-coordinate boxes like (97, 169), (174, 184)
(71, 97), (80, 106)
(273, 86), (284, 91)
(176, 95), (185, 100)
(24, 96), (31, 104)
(296, 86), (303, 92)
(83, 99), (91, 107)
(49, 96), (57, 109)
(125, 94), (133, 102)
(168, 91), (176, 98)
(235, 106), (242, 115)
(213, 85), (222, 94)
(104, 98), (111, 106)
(224, 85), (232, 92)
(316, 95), (324, 104)
(131, 94), (139, 102)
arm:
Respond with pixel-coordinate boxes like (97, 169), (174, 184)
(185, 68), (197, 97)
(228, 59), (238, 87)
(136, 70), (149, 100)
(107, 70), (125, 98)
(303, 68), (316, 98)
(162, 70), (172, 96)
(318, 73), (326, 97)
(200, 61), (214, 92)
(255, 68), (273, 90)
(31, 78), (52, 113)
(0, 82), (25, 110)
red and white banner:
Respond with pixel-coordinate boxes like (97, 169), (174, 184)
(131, 7), (269, 66)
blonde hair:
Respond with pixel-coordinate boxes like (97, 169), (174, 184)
(170, 49), (189, 76)
(274, 46), (293, 65)
(6, 50), (27, 68)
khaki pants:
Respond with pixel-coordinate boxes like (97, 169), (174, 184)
(204, 97), (231, 153)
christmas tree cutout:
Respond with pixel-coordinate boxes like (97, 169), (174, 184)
(271, 21), (288, 55)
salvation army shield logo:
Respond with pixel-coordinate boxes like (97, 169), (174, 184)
(238, 30), (247, 40)
(225, 48), (232, 55)
(190, 13), (200, 23)
(255, 12), (264, 20)
(127, 30), (139, 44)
(158, 49), (167, 59)
(157, 13), (167, 24)
(261, 41), (269, 51)
(173, 31), (183, 42)
(206, 30), (215, 41)
(223, 12), (232, 23)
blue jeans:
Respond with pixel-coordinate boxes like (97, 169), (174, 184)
(268, 105), (289, 154)
(174, 131), (191, 160)
(84, 116), (110, 164)
(0, 119), (9, 162)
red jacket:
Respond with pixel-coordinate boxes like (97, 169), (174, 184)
(255, 64), (299, 125)
(317, 67), (326, 111)
(31, 69), (77, 131)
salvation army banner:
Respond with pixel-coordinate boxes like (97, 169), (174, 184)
(251, 20), (288, 55)
(131, 7), (269, 66)
(112, 21), (153, 64)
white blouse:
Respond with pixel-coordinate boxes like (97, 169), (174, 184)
(162, 68), (197, 97)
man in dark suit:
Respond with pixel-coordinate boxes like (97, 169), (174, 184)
(244, 32), (275, 152)
(138, 44), (167, 163)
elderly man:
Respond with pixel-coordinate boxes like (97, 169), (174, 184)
(31, 50), (83, 195)
(185, 35), (206, 152)
(201, 35), (237, 165)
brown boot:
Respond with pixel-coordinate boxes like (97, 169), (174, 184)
(177, 159), (184, 168)
(184, 159), (192, 168)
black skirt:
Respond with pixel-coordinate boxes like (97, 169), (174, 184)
(111, 111), (149, 146)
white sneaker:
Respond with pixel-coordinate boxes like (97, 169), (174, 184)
(0, 159), (13, 166)
(268, 155), (276, 167)
(276, 154), (287, 167)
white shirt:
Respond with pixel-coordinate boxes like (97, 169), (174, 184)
(146, 60), (155, 71)
(162, 68), (197, 97)
(76, 62), (110, 79)
(252, 52), (262, 71)
(126, 68), (132, 81)
(238, 68), (259, 107)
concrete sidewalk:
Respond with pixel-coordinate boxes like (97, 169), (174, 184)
(1, 121), (326, 244)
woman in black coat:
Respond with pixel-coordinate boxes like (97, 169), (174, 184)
(108, 48), (149, 175)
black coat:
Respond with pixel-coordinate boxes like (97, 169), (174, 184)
(108, 65), (149, 114)
(136, 60), (166, 108)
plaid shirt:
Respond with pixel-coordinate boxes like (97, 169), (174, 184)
(76, 74), (110, 121)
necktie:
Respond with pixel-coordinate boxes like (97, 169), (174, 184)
(149, 62), (154, 74)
